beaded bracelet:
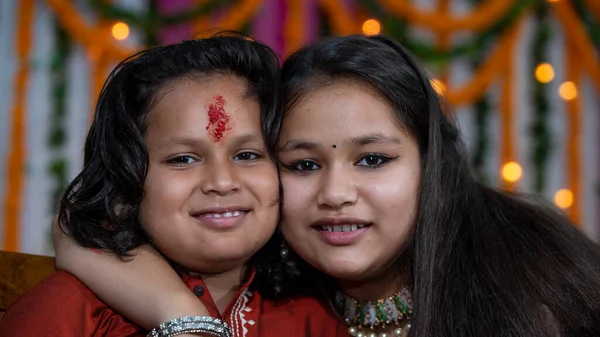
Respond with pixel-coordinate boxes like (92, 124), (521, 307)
(147, 316), (232, 337)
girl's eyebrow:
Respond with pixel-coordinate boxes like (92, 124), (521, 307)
(350, 133), (402, 146)
(279, 133), (401, 153)
(278, 139), (317, 152)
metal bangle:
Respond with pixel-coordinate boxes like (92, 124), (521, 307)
(147, 316), (232, 337)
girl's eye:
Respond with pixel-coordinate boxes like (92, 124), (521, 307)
(234, 152), (260, 161)
(356, 154), (391, 168)
(288, 160), (320, 172)
(167, 155), (197, 166)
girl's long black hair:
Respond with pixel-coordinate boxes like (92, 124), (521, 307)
(271, 34), (600, 336)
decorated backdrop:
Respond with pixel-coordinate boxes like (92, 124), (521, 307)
(0, 0), (599, 256)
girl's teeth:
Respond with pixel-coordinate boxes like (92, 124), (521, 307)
(205, 211), (242, 218)
(321, 224), (366, 232)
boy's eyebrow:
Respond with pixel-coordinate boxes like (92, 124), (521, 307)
(158, 134), (264, 148)
(159, 137), (202, 148)
(231, 134), (264, 145)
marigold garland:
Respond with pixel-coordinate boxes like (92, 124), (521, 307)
(550, 1), (600, 90)
(361, 0), (529, 63)
(583, 0), (600, 23)
(193, 0), (211, 37)
(156, 0), (265, 38)
(284, 0), (305, 57)
(565, 42), (582, 227)
(213, 0), (265, 31)
(436, 0), (450, 83)
(22, 0), (599, 238)
(3, 0), (35, 251)
(356, 0), (525, 107)
(500, 29), (518, 191)
(553, 3), (598, 224)
(444, 17), (522, 106)
(318, 0), (358, 35)
(44, 0), (264, 62)
(44, 0), (132, 60)
(576, 0), (600, 45)
(378, 0), (521, 33)
(90, 0), (225, 29)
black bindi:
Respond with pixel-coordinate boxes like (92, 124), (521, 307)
(332, 144), (337, 148)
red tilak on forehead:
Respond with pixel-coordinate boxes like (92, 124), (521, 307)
(205, 95), (231, 142)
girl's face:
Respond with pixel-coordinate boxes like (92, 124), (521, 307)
(278, 80), (421, 285)
(140, 75), (279, 273)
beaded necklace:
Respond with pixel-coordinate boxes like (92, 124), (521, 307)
(334, 288), (412, 337)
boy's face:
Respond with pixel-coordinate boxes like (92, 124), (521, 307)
(139, 75), (279, 274)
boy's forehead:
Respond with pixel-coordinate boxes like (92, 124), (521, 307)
(205, 94), (232, 142)
(145, 80), (262, 145)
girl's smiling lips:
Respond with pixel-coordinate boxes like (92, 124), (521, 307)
(311, 216), (373, 246)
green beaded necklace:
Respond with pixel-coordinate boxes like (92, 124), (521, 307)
(334, 288), (412, 337)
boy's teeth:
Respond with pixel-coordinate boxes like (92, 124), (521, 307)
(205, 211), (242, 218)
(321, 224), (366, 232)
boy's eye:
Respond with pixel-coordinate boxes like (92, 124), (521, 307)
(234, 152), (260, 161)
(167, 155), (197, 166)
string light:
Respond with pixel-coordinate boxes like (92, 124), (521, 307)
(554, 189), (573, 209)
(430, 78), (446, 95)
(558, 81), (577, 100)
(362, 19), (381, 36)
(111, 22), (130, 41)
(501, 161), (522, 182)
(535, 63), (555, 83)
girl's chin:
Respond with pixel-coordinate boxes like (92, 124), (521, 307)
(317, 264), (375, 282)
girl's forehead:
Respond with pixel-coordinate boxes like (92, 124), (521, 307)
(282, 83), (397, 131)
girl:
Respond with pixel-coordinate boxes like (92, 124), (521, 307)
(0, 34), (345, 337)
(53, 35), (600, 336)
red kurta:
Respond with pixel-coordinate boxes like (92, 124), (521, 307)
(0, 271), (349, 337)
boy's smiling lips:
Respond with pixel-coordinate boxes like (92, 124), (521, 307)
(190, 206), (251, 229)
